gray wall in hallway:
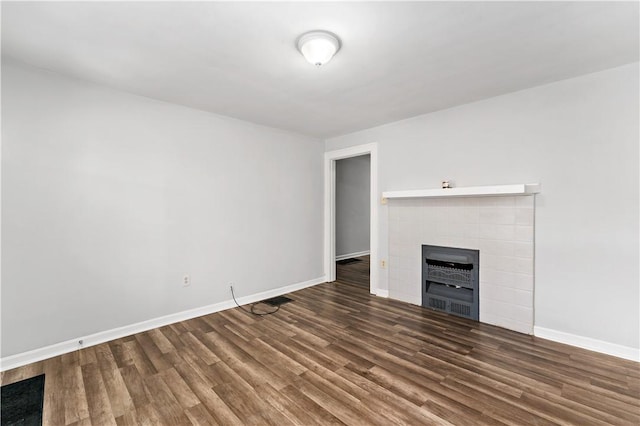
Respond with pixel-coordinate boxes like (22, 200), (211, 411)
(336, 155), (370, 257)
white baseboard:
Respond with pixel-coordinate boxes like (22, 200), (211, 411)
(534, 326), (640, 362)
(0, 277), (325, 372)
(335, 250), (370, 261)
(375, 289), (389, 298)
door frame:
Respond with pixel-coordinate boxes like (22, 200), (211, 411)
(324, 143), (379, 294)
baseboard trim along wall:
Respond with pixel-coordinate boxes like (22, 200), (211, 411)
(375, 289), (389, 298)
(534, 326), (640, 362)
(0, 277), (325, 372)
(335, 250), (370, 261)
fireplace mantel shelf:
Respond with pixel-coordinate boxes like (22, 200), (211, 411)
(383, 183), (540, 200)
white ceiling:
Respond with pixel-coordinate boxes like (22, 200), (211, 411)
(2, 2), (638, 138)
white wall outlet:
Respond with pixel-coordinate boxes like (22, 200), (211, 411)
(183, 274), (190, 287)
(380, 259), (387, 268)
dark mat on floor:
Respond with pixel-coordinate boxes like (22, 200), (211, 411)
(262, 296), (293, 306)
(1, 374), (45, 426)
(336, 258), (362, 265)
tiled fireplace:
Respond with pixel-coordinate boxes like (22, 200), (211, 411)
(387, 193), (535, 334)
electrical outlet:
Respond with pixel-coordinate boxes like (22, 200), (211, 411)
(183, 274), (190, 287)
(380, 259), (387, 268)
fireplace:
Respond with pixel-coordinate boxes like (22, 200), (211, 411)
(387, 194), (535, 334)
(422, 245), (479, 320)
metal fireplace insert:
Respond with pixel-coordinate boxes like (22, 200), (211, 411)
(422, 245), (479, 320)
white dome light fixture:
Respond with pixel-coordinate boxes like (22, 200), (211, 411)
(297, 30), (341, 67)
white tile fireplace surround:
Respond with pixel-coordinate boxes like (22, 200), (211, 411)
(387, 189), (536, 334)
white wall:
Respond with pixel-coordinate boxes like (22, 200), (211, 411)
(326, 63), (639, 352)
(1, 60), (324, 357)
(335, 155), (370, 257)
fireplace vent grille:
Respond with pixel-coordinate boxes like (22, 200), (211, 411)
(451, 302), (471, 317)
(422, 245), (479, 321)
(428, 298), (447, 310)
(426, 262), (473, 288)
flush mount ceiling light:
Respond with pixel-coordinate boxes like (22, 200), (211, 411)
(297, 30), (341, 67)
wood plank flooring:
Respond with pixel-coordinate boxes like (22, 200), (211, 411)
(336, 255), (370, 288)
(2, 263), (639, 425)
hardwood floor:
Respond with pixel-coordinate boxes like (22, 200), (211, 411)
(336, 255), (370, 289)
(2, 266), (639, 425)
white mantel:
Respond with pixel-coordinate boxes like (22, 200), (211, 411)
(383, 183), (540, 200)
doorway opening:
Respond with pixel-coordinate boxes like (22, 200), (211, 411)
(324, 143), (378, 295)
(335, 154), (371, 288)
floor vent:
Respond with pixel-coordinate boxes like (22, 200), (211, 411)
(262, 296), (293, 306)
